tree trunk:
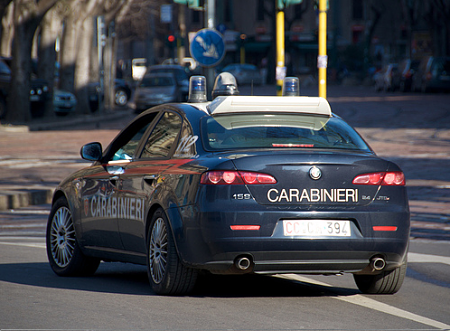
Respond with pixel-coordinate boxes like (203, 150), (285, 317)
(4, 0), (58, 123)
(75, 15), (94, 115)
(38, 7), (61, 118)
(0, 1), (13, 56)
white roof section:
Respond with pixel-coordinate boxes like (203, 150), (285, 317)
(207, 96), (332, 117)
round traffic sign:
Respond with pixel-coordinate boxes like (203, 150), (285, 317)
(190, 29), (225, 68)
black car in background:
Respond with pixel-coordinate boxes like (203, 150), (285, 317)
(88, 78), (132, 112)
(0, 57), (50, 118)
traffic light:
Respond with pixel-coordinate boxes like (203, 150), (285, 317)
(167, 34), (176, 48)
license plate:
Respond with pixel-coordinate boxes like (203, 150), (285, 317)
(283, 220), (351, 237)
(30, 95), (40, 101)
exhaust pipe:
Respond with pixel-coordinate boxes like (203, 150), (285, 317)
(235, 256), (252, 270)
(370, 256), (386, 271)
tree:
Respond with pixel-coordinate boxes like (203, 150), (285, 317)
(37, 3), (63, 118)
(5, 0), (58, 123)
(99, 0), (129, 112)
(0, 0), (14, 56)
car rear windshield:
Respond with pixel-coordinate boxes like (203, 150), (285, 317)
(201, 113), (371, 152)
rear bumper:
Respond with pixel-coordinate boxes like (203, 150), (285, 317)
(171, 205), (410, 275)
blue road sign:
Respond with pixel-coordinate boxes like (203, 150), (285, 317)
(190, 29), (225, 67)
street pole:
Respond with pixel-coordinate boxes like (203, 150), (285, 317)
(276, 2), (285, 96)
(318, 0), (327, 99)
(204, 0), (215, 99)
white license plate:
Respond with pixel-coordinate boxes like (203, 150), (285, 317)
(283, 220), (351, 237)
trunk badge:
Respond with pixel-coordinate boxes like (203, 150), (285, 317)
(309, 166), (322, 180)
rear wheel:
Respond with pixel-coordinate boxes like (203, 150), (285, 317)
(147, 208), (197, 295)
(46, 197), (100, 276)
(353, 260), (407, 294)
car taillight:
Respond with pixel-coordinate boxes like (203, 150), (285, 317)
(352, 172), (405, 186)
(200, 171), (277, 185)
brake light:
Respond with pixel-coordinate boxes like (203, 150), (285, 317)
(200, 171), (277, 185)
(352, 172), (405, 186)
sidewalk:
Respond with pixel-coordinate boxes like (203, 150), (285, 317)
(0, 109), (132, 210)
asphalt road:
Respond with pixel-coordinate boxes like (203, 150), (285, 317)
(0, 237), (449, 330)
(0, 84), (449, 330)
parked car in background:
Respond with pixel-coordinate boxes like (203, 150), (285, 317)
(412, 56), (450, 92)
(114, 78), (132, 107)
(145, 65), (189, 101)
(53, 89), (77, 116)
(134, 73), (179, 113)
(222, 63), (263, 85)
(398, 59), (420, 92)
(374, 64), (400, 92)
(88, 79), (132, 112)
(0, 57), (50, 118)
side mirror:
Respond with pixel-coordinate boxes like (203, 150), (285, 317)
(80, 142), (103, 161)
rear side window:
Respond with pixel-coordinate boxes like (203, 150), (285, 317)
(140, 112), (182, 159)
(202, 114), (371, 152)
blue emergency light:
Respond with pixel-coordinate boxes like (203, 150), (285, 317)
(188, 76), (207, 103)
(282, 77), (300, 96)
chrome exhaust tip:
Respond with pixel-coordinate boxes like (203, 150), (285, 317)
(235, 256), (252, 270)
(370, 256), (386, 271)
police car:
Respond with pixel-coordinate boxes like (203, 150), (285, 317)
(46, 74), (410, 295)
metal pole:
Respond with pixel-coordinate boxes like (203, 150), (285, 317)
(318, 0), (327, 99)
(276, 2), (285, 96)
(204, 0), (215, 100)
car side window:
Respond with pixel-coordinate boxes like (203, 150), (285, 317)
(112, 123), (151, 161)
(107, 112), (159, 162)
(140, 112), (182, 159)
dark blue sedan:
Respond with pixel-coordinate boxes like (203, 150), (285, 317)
(46, 76), (409, 295)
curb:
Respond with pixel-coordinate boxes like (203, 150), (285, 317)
(0, 107), (130, 132)
(0, 187), (54, 211)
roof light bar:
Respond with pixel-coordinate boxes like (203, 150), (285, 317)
(212, 72), (240, 99)
(207, 95), (332, 116)
(282, 77), (300, 96)
(188, 76), (207, 103)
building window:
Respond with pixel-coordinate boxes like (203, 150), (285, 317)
(257, 0), (265, 21)
(294, 3), (303, 20)
(225, 0), (232, 23)
(352, 0), (363, 20)
(192, 9), (200, 24)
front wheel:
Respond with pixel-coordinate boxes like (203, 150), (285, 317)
(46, 197), (100, 276)
(353, 260), (407, 294)
(147, 208), (197, 295)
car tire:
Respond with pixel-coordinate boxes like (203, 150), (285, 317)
(46, 197), (100, 276)
(147, 208), (197, 295)
(115, 88), (129, 106)
(353, 259), (407, 294)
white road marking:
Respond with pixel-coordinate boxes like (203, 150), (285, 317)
(0, 241), (46, 248)
(408, 252), (450, 265)
(279, 274), (450, 330)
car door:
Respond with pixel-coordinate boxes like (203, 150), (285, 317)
(118, 110), (183, 254)
(79, 112), (158, 251)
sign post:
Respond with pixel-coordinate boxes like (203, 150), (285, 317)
(318, 0), (327, 99)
